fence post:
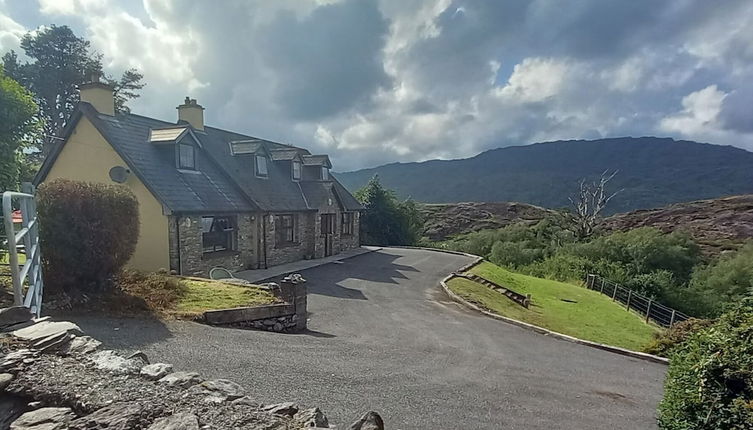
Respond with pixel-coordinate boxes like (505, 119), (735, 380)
(599, 277), (605, 294)
(625, 289), (632, 310)
(645, 299), (652, 323)
(612, 283), (618, 301)
(669, 309), (676, 327)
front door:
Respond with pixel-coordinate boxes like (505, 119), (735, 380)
(320, 214), (335, 257)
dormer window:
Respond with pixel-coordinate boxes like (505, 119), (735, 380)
(292, 161), (301, 181)
(178, 143), (195, 169)
(256, 154), (268, 178)
(321, 166), (329, 180)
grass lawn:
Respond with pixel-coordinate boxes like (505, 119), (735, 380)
(446, 261), (660, 351)
(175, 278), (279, 317)
(117, 271), (280, 319)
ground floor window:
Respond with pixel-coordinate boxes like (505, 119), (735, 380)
(201, 216), (236, 253)
(341, 212), (354, 235)
(275, 214), (296, 246)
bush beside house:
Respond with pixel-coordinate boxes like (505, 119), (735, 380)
(38, 178), (139, 293)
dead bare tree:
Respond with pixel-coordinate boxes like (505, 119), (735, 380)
(568, 170), (622, 239)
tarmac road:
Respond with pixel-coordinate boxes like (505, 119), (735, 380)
(71, 247), (666, 429)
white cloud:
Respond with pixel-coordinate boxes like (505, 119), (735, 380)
(660, 85), (727, 135)
(495, 58), (569, 103)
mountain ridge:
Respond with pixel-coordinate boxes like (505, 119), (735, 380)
(335, 137), (753, 214)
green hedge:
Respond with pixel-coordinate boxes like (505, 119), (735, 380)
(38, 179), (139, 293)
(658, 296), (753, 429)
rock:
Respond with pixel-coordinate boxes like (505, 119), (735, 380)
(1, 349), (36, 371)
(263, 402), (299, 417)
(127, 351), (149, 365)
(349, 411), (384, 430)
(262, 319), (276, 326)
(69, 402), (145, 429)
(146, 412), (199, 430)
(273, 322), (283, 332)
(198, 379), (245, 400)
(294, 407), (329, 428)
(91, 350), (144, 375)
(0, 372), (14, 390)
(140, 363), (173, 380)
(158, 372), (203, 388)
(10, 407), (75, 430)
(61, 336), (101, 355)
(31, 331), (72, 353)
(1, 395), (27, 429)
(0, 307), (33, 328)
(12, 321), (81, 342)
(231, 396), (260, 407)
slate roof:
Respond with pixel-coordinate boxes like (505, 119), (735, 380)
(37, 102), (363, 214)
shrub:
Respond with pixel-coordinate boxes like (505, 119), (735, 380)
(688, 242), (753, 317)
(117, 269), (186, 313)
(38, 179), (139, 294)
(642, 318), (714, 357)
(658, 297), (753, 429)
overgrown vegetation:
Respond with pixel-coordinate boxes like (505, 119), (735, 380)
(446, 261), (659, 350)
(117, 270), (278, 318)
(643, 318), (714, 357)
(355, 175), (424, 246)
(0, 64), (38, 192)
(38, 179), (139, 294)
(439, 213), (753, 318)
(658, 296), (753, 429)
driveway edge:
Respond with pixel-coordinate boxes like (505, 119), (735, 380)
(438, 270), (669, 366)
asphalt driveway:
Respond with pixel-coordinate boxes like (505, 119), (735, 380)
(70, 248), (666, 429)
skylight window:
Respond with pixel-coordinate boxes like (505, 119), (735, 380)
(256, 155), (268, 177)
(292, 161), (301, 180)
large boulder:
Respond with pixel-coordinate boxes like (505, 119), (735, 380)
(158, 372), (203, 389)
(69, 402), (146, 429)
(349, 411), (385, 430)
(91, 351), (144, 375)
(294, 407), (329, 428)
(61, 336), (101, 356)
(140, 363), (173, 381)
(195, 379), (245, 401)
(146, 412), (199, 430)
(263, 402), (299, 417)
(10, 407), (75, 430)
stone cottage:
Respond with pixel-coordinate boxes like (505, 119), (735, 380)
(35, 77), (363, 276)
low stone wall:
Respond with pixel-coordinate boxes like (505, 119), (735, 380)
(203, 275), (308, 333)
(0, 306), (387, 429)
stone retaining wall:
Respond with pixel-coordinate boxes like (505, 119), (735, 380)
(203, 275), (308, 333)
(0, 306), (387, 429)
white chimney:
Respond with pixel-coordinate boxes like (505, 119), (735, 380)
(79, 73), (115, 116)
(177, 96), (204, 130)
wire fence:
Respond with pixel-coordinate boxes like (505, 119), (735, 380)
(585, 274), (690, 328)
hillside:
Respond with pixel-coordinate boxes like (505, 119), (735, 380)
(601, 194), (753, 254)
(336, 137), (753, 214)
(421, 201), (553, 241)
(419, 194), (753, 255)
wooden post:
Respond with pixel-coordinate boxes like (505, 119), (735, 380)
(669, 309), (676, 327)
(645, 300), (652, 323)
(625, 290), (632, 310)
(599, 277), (605, 294)
(612, 283), (618, 301)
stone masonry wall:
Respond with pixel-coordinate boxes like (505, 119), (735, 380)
(171, 214), (256, 277)
(339, 212), (361, 252)
(264, 212), (314, 268)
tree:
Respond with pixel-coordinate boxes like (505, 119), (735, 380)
(568, 170), (621, 239)
(355, 175), (424, 246)
(2, 25), (145, 161)
(0, 65), (38, 192)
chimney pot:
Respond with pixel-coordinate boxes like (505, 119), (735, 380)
(177, 97), (205, 130)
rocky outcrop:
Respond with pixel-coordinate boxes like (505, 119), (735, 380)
(420, 201), (553, 241)
(0, 309), (385, 429)
(601, 194), (753, 255)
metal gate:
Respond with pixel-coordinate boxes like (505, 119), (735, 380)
(1, 183), (44, 317)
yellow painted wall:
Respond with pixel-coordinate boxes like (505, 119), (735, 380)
(43, 117), (170, 272)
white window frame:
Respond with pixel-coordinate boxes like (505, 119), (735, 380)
(321, 166), (329, 180)
(292, 161), (301, 181)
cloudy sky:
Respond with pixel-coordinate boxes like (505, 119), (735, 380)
(1, 0), (753, 171)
